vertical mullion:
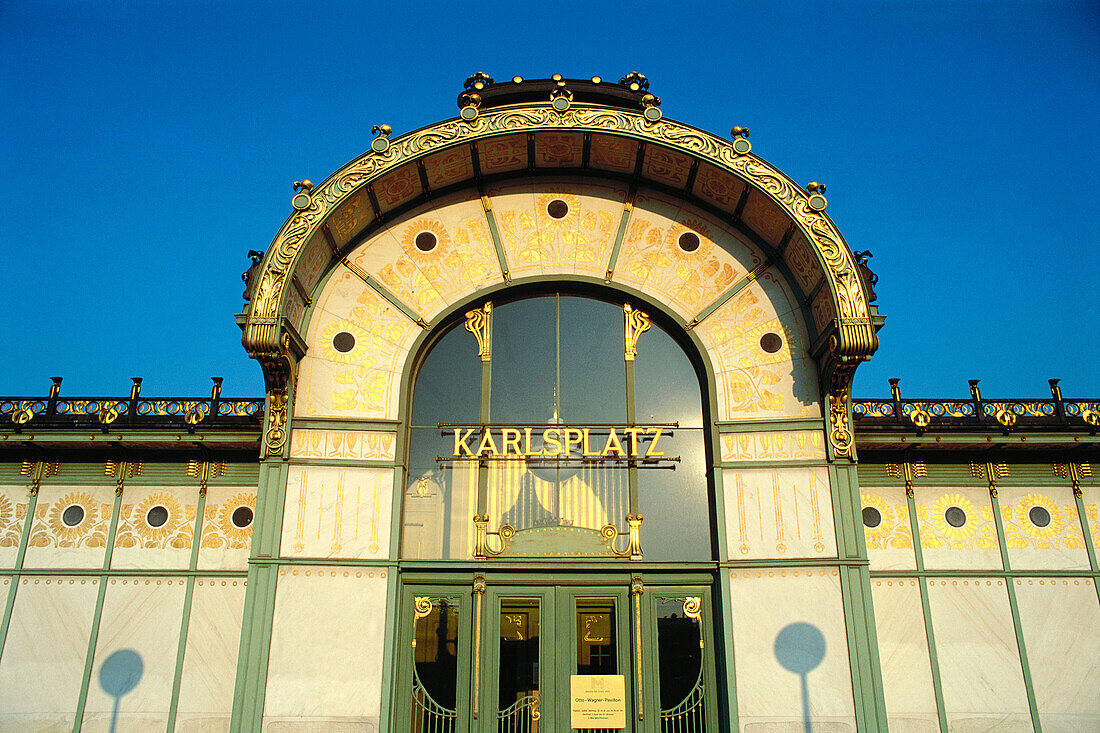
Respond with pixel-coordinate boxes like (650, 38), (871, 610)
(907, 487), (949, 733)
(0, 483), (39, 666)
(165, 481), (208, 731)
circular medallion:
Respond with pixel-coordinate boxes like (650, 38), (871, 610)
(862, 506), (882, 528)
(546, 199), (569, 219)
(643, 106), (662, 122)
(733, 137), (752, 154)
(62, 504), (85, 527)
(332, 331), (356, 353)
(370, 136), (390, 153)
(414, 231), (438, 252)
(677, 231), (700, 252)
(146, 505), (169, 528)
(760, 332), (784, 354)
(460, 105), (478, 121)
(807, 193), (828, 211)
(551, 96), (570, 112)
(944, 506), (967, 528)
(232, 506), (254, 529)
(291, 192), (311, 211)
(1028, 505), (1051, 528)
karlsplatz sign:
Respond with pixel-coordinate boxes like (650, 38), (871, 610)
(446, 425), (674, 460)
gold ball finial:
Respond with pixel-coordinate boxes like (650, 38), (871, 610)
(293, 180), (313, 192)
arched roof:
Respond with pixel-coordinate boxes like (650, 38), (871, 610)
(241, 74), (880, 460)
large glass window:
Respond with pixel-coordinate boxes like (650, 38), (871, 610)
(402, 292), (711, 561)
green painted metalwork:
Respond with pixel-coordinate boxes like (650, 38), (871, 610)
(0, 485), (38, 668)
(71, 481), (125, 732)
(905, 488), (950, 733)
(602, 201), (633, 281)
(165, 487), (208, 731)
(480, 200), (511, 282)
(990, 492), (1043, 733)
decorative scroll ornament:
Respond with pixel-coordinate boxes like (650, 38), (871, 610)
(827, 387), (854, 460)
(605, 514), (644, 560)
(413, 596), (433, 621)
(623, 304), (651, 362)
(682, 596), (702, 623)
(241, 99), (878, 412)
(262, 365), (290, 458)
(472, 513), (514, 558)
(464, 302), (492, 362)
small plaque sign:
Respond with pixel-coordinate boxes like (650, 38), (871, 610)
(570, 674), (626, 729)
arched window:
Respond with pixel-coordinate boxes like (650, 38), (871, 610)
(402, 291), (712, 561)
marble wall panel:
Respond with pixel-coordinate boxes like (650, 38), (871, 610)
(614, 190), (761, 320)
(723, 467), (836, 560)
(488, 181), (626, 280)
(998, 486), (1089, 570)
(861, 487), (916, 570)
(729, 568), (856, 730)
(296, 268), (417, 420)
(871, 579), (939, 731)
(695, 271), (819, 421)
(22, 483), (114, 569)
(0, 484), (27, 568)
(80, 577), (187, 731)
(926, 578), (1031, 731)
(175, 579), (248, 731)
(262, 567), (388, 729)
(344, 229), (446, 319)
(719, 430), (825, 463)
(281, 466), (392, 560)
(111, 485), (197, 570)
(0, 576), (98, 729)
(289, 429), (396, 462)
(197, 486), (255, 570)
(915, 487), (1002, 570)
(1014, 577), (1100, 731)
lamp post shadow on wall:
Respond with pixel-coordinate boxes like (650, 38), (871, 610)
(98, 649), (144, 733)
(775, 622), (826, 733)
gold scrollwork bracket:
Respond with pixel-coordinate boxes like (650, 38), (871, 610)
(19, 460), (59, 497)
(464, 302), (492, 362)
(623, 304), (651, 361)
(472, 513), (513, 558)
(603, 514), (644, 560)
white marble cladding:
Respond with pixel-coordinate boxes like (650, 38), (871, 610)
(281, 466), (393, 560)
(871, 579), (939, 731)
(262, 567), (388, 730)
(723, 466), (836, 560)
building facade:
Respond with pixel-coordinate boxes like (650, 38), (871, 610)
(0, 73), (1097, 732)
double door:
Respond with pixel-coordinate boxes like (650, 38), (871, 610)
(396, 576), (718, 732)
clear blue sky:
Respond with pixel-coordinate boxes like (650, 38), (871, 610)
(2, 1), (1097, 400)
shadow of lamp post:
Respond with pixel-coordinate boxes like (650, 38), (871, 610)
(774, 622), (826, 733)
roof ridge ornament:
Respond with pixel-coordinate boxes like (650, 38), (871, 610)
(464, 71), (494, 91)
(371, 124), (393, 153)
(806, 181), (828, 211)
(619, 72), (649, 91)
(730, 126), (752, 154)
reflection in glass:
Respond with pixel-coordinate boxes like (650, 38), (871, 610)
(411, 599), (459, 733)
(498, 600), (540, 732)
(576, 602), (616, 675)
(656, 597), (705, 731)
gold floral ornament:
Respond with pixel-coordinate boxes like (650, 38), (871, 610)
(30, 491), (109, 548)
(201, 492), (256, 549)
(919, 493), (997, 550)
(503, 193), (610, 269)
(1003, 493), (1082, 550)
(860, 493), (913, 550)
(115, 493), (193, 549)
(0, 493), (23, 548)
(387, 216), (492, 301)
(318, 317), (387, 414)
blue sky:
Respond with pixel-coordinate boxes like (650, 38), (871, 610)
(1, 1), (1097, 400)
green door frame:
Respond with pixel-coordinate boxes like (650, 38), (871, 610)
(393, 570), (720, 732)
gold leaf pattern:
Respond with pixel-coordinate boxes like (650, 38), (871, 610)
(201, 492), (256, 550)
(917, 493), (997, 550)
(29, 491), (111, 548)
(0, 493), (24, 548)
(1001, 493), (1084, 550)
(860, 493), (913, 550)
(115, 492), (194, 549)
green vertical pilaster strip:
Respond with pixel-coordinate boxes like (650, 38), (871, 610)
(624, 349), (638, 514)
(0, 482), (40, 666)
(828, 462), (888, 731)
(716, 570), (740, 731)
(480, 196), (511, 282)
(376, 570), (401, 732)
(230, 458), (290, 732)
(475, 303), (492, 519)
(1068, 466), (1100, 606)
(603, 200), (633, 282)
(72, 467), (127, 732)
(989, 487), (1043, 733)
(687, 260), (773, 330)
(166, 482), (208, 731)
(906, 487), (949, 733)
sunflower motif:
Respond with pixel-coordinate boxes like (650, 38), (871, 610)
(925, 493), (994, 549)
(317, 319), (373, 366)
(1011, 493), (1068, 548)
(663, 219), (713, 261)
(131, 493), (187, 547)
(0, 493), (19, 547)
(399, 218), (451, 264)
(45, 492), (103, 547)
(861, 493), (911, 550)
(211, 492), (256, 549)
(535, 193), (582, 227)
